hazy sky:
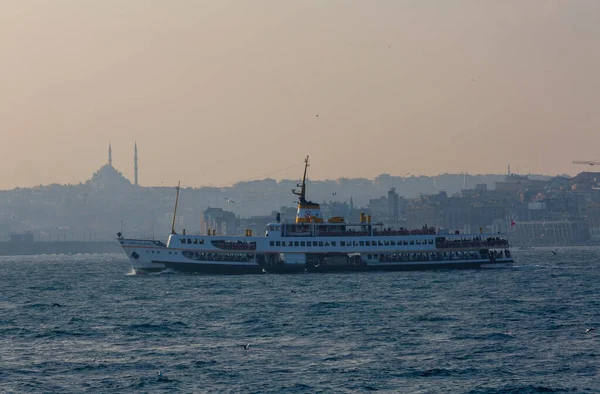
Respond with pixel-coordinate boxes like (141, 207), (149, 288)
(1, 1), (599, 189)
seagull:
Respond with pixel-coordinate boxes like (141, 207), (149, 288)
(261, 268), (268, 274)
(158, 370), (163, 377)
(52, 303), (61, 308)
(586, 328), (595, 333)
(242, 344), (250, 350)
(315, 114), (319, 117)
(224, 198), (235, 204)
(551, 251), (557, 256)
(291, 290), (297, 294)
(332, 192), (337, 196)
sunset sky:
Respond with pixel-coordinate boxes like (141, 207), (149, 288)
(1, 1), (599, 189)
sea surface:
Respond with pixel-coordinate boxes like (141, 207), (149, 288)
(1, 248), (599, 393)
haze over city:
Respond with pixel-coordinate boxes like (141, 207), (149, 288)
(1, 1), (599, 190)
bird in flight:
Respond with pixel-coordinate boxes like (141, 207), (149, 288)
(242, 344), (250, 350)
(224, 198), (235, 204)
(586, 328), (595, 334)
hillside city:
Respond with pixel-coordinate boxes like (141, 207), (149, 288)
(2, 151), (600, 247)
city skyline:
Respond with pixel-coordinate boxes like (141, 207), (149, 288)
(2, 141), (568, 191)
(1, 1), (599, 189)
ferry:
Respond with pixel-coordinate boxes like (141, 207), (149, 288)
(118, 157), (513, 274)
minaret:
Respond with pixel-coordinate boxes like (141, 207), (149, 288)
(134, 141), (139, 186)
(108, 142), (113, 167)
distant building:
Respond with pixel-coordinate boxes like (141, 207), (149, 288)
(201, 208), (239, 235)
(570, 172), (600, 191)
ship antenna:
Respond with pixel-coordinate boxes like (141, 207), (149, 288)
(292, 155), (309, 203)
(170, 181), (181, 235)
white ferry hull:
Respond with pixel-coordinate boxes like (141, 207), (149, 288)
(118, 239), (166, 273)
(160, 261), (263, 274)
(118, 238), (263, 274)
(259, 258), (514, 273)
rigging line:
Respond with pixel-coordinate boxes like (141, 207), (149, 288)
(208, 161), (307, 188)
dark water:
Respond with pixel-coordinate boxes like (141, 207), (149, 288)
(1, 249), (599, 393)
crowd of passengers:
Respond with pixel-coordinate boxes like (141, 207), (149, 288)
(211, 240), (257, 250)
(378, 251), (481, 262)
(436, 236), (508, 249)
(377, 249), (510, 262)
(182, 251), (254, 262)
(489, 249), (510, 260)
(307, 225), (436, 237)
(373, 226), (437, 236)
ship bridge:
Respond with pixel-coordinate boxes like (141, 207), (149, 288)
(265, 223), (282, 237)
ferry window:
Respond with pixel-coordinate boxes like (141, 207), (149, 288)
(368, 254), (372, 259)
(331, 241), (336, 246)
(270, 241), (274, 246)
(366, 241), (371, 246)
(276, 241), (281, 246)
(390, 241), (395, 246)
(300, 241), (305, 246)
(282, 241), (286, 247)
(294, 241), (299, 247)
(169, 252), (171, 254)
(341, 241), (346, 246)
(359, 241), (365, 246)
(325, 241), (330, 246)
(187, 239), (192, 244)
(403, 241), (408, 245)
(319, 241), (324, 247)
(429, 240), (434, 244)
(193, 239), (198, 244)
(180, 239), (185, 244)
(354, 241), (359, 246)
(379, 241), (383, 246)
(307, 241), (312, 246)
(410, 240), (414, 245)
(416, 240), (421, 245)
